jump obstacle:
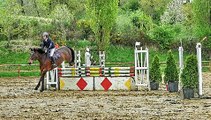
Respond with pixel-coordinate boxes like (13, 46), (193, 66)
(46, 42), (149, 91)
(46, 42), (203, 94)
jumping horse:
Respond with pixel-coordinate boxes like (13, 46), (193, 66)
(29, 46), (75, 92)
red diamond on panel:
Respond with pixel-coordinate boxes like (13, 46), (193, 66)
(76, 77), (87, 90)
(101, 77), (112, 91)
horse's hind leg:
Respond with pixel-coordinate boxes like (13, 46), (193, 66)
(68, 57), (74, 66)
(65, 58), (74, 66)
(69, 61), (74, 66)
(66, 47), (74, 66)
(35, 71), (47, 92)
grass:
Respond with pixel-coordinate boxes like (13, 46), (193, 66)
(0, 72), (40, 77)
(0, 52), (30, 64)
(107, 45), (134, 62)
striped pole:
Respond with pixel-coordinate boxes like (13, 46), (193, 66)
(57, 67), (135, 77)
(99, 51), (105, 68)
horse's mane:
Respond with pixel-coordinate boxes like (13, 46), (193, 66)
(57, 46), (65, 50)
(33, 48), (45, 54)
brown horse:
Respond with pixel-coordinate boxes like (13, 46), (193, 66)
(29, 46), (75, 92)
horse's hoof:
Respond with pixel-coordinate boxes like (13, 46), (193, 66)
(40, 90), (44, 92)
(70, 62), (74, 66)
(34, 87), (38, 90)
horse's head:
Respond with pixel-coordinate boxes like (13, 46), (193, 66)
(28, 48), (45, 64)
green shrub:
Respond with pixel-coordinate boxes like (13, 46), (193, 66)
(150, 55), (162, 83)
(148, 24), (182, 50)
(112, 11), (152, 46)
(120, 0), (140, 11)
(164, 50), (178, 83)
(130, 10), (154, 33)
(181, 55), (198, 89)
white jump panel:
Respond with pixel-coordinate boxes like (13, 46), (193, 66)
(60, 77), (94, 90)
(94, 77), (135, 90)
(59, 77), (136, 91)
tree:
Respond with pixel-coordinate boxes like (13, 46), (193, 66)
(48, 0), (86, 19)
(181, 55), (198, 89)
(164, 50), (178, 83)
(160, 0), (185, 25)
(192, 0), (211, 67)
(150, 55), (162, 83)
(50, 4), (73, 45)
(120, 0), (140, 11)
(140, 0), (172, 23)
(130, 10), (154, 33)
(0, 0), (21, 46)
(86, 0), (118, 50)
(16, 0), (51, 17)
(192, 0), (210, 38)
(148, 24), (181, 50)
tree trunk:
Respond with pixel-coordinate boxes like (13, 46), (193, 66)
(99, 25), (103, 42)
(98, 25), (104, 51)
(6, 33), (11, 48)
(49, 0), (53, 14)
(19, 0), (25, 15)
(33, 0), (40, 17)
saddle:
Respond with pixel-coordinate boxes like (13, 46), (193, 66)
(53, 51), (61, 60)
(47, 50), (61, 60)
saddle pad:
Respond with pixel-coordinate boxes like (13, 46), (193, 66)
(53, 51), (61, 60)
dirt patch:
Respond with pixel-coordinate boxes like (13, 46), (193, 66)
(0, 74), (211, 120)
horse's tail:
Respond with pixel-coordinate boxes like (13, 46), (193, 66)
(67, 46), (75, 65)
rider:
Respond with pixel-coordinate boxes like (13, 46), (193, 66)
(41, 32), (57, 67)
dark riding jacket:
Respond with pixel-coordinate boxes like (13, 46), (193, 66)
(41, 38), (55, 50)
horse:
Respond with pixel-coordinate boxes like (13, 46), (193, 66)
(28, 46), (75, 92)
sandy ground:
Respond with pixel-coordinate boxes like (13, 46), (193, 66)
(0, 73), (211, 120)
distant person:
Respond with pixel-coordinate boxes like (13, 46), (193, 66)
(85, 48), (91, 67)
(40, 32), (57, 67)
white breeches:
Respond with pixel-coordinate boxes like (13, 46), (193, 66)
(50, 48), (55, 57)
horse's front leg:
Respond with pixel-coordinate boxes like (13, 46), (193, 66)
(35, 69), (45, 90)
(35, 76), (42, 90)
(40, 70), (47, 92)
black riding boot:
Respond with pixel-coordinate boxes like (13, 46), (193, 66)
(51, 57), (57, 67)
